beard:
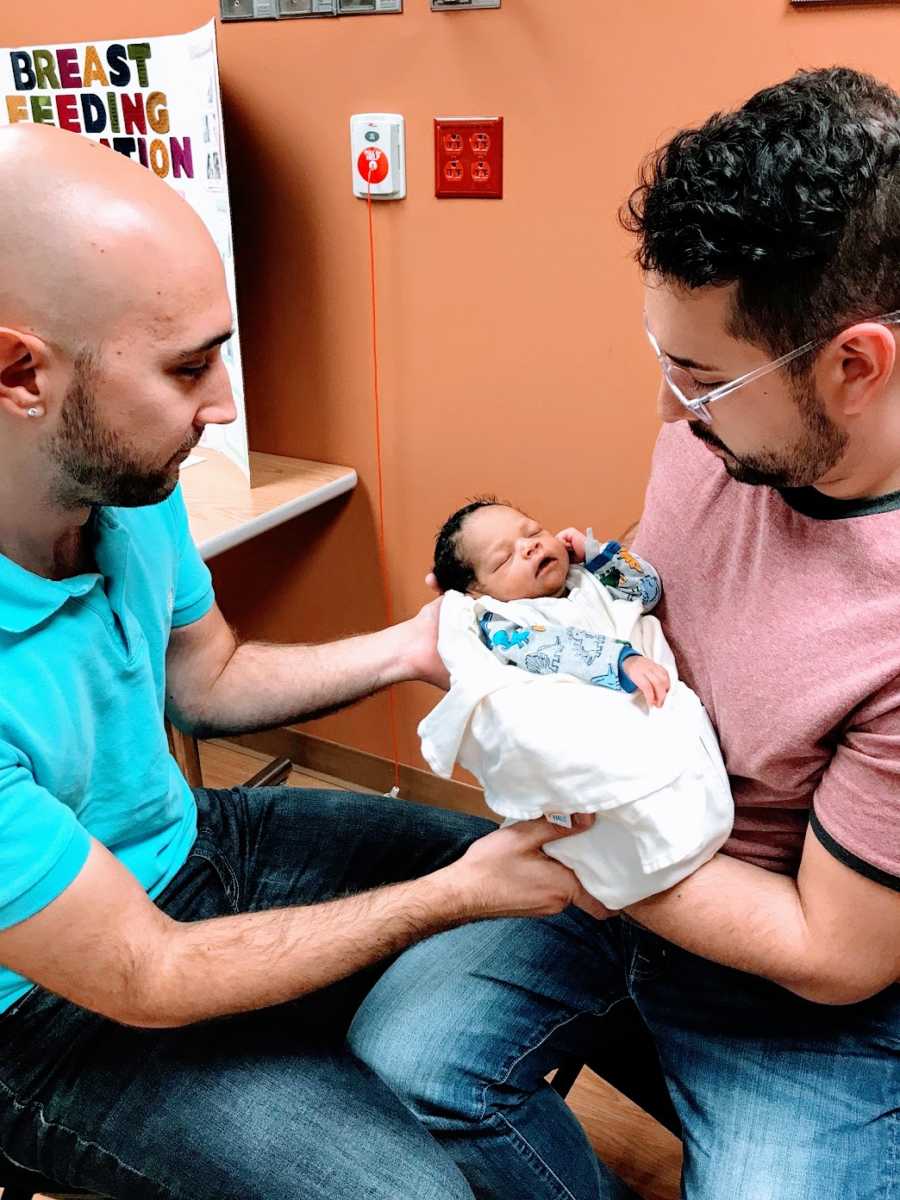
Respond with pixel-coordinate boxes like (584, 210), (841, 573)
(44, 355), (198, 509)
(689, 371), (849, 489)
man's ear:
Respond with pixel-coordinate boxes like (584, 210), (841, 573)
(826, 322), (897, 417)
(0, 328), (50, 421)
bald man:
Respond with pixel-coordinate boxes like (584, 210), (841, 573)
(0, 125), (601, 1200)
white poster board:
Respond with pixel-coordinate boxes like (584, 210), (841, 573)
(0, 21), (249, 478)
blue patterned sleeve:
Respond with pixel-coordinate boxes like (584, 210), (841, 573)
(477, 613), (639, 693)
(583, 532), (662, 613)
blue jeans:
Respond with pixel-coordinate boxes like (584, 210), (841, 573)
(0, 786), (495, 1200)
(349, 908), (900, 1200)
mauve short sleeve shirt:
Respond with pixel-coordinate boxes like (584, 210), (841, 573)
(633, 421), (900, 890)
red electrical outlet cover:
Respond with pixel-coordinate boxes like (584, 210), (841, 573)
(434, 117), (503, 199)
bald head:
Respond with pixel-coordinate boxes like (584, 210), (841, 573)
(0, 123), (223, 353)
(0, 123), (235, 532)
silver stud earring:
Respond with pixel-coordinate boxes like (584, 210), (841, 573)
(26, 407), (40, 418)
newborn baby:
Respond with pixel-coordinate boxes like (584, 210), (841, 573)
(418, 497), (733, 908)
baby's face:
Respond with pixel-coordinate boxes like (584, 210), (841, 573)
(461, 505), (571, 601)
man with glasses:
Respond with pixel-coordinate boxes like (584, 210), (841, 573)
(352, 66), (900, 1199)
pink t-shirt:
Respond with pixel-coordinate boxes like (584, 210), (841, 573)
(633, 422), (900, 889)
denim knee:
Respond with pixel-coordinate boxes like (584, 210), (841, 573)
(348, 950), (495, 1126)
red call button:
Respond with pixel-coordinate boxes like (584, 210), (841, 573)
(357, 147), (389, 184)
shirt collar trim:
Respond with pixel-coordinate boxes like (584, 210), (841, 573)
(777, 485), (900, 521)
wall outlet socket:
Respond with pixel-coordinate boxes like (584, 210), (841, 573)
(434, 117), (503, 199)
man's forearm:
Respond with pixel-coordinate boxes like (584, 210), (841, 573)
(187, 625), (413, 737)
(2, 819), (595, 1031)
(626, 843), (897, 1004)
(626, 854), (815, 994)
(138, 867), (468, 1027)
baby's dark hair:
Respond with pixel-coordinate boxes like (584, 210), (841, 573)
(433, 496), (508, 593)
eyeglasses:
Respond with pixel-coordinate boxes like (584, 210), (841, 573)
(644, 309), (900, 423)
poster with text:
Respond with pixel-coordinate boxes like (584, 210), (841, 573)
(0, 20), (249, 478)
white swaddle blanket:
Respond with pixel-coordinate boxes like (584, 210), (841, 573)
(418, 567), (733, 908)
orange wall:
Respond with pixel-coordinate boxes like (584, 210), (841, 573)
(3, 0), (899, 767)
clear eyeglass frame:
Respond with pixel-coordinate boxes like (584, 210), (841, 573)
(644, 309), (900, 423)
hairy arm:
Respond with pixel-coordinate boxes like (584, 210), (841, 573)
(626, 825), (900, 1004)
(0, 817), (603, 1028)
(165, 599), (445, 737)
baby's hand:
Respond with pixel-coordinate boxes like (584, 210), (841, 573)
(622, 655), (670, 707)
(556, 527), (587, 563)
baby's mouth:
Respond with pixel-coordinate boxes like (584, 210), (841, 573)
(536, 555), (556, 575)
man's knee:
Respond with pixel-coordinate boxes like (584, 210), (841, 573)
(349, 951), (486, 1122)
(349, 1001), (467, 1117)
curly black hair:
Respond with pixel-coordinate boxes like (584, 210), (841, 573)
(621, 67), (900, 362)
(432, 496), (507, 594)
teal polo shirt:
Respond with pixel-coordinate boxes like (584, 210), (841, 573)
(0, 484), (214, 1013)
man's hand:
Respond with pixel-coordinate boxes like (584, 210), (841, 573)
(622, 655), (670, 707)
(556, 527), (587, 563)
(398, 596), (449, 690)
(442, 815), (613, 921)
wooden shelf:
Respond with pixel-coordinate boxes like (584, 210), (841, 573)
(179, 449), (358, 560)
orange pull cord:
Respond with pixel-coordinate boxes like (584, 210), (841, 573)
(366, 164), (402, 796)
